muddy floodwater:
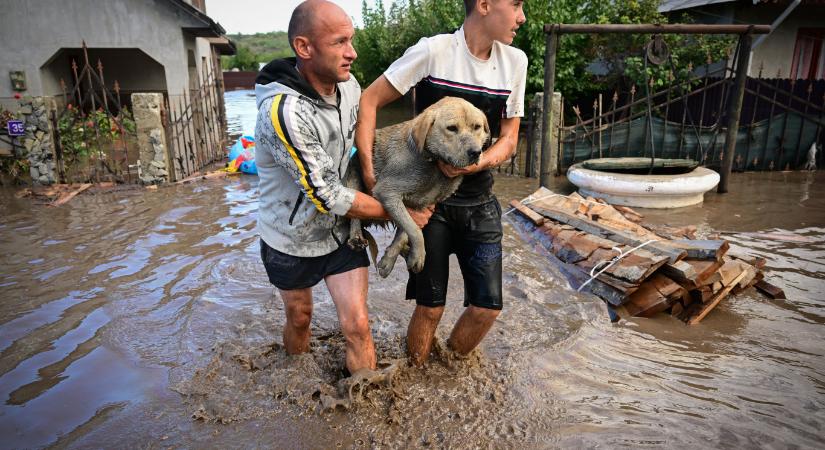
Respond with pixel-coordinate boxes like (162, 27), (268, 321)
(1, 91), (824, 449)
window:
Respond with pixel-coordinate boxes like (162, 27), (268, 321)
(790, 28), (825, 80)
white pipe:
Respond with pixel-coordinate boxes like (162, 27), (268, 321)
(753, 0), (801, 50)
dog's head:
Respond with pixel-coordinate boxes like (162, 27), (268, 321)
(409, 97), (491, 168)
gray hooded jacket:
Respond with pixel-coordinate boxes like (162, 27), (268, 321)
(254, 58), (360, 257)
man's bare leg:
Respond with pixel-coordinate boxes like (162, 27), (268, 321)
(447, 306), (500, 355)
(325, 267), (376, 373)
(279, 287), (314, 354)
(406, 305), (445, 366)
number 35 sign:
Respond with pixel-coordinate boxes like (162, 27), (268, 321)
(6, 120), (24, 137)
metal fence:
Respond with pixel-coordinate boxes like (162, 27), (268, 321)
(162, 60), (227, 181)
(554, 71), (825, 173)
(52, 42), (139, 184)
(532, 24), (825, 193)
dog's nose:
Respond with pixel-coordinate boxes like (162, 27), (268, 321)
(467, 149), (482, 161)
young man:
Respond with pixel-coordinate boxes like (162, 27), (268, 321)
(254, 0), (432, 374)
(355, 0), (527, 366)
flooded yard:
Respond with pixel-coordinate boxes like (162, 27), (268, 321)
(0, 91), (823, 448)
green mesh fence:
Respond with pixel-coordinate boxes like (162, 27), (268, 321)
(561, 112), (823, 171)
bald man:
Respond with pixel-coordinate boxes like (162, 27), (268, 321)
(254, 0), (432, 373)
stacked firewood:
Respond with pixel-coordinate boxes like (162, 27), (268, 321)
(509, 187), (785, 324)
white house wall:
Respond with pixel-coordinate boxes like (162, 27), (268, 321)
(0, 0), (212, 97)
(736, 5), (825, 79)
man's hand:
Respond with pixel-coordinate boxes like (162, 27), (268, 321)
(407, 205), (435, 228)
(363, 171), (377, 195)
(437, 153), (486, 178)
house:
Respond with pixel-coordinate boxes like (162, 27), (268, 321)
(0, 0), (236, 99)
(659, 0), (825, 79)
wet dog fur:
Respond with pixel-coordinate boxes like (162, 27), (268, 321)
(346, 97), (491, 277)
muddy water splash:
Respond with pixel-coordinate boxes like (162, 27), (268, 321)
(1, 94), (824, 447)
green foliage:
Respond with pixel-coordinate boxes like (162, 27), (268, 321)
(0, 106), (29, 183)
(0, 107), (15, 131)
(222, 32), (292, 70)
(57, 106), (135, 164)
(352, 0), (464, 85)
(353, 0), (737, 106)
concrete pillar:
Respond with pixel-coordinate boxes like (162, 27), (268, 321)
(132, 93), (171, 184)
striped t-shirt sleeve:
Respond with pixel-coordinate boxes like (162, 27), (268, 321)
(267, 94), (355, 216)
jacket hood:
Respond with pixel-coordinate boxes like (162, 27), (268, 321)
(254, 57), (322, 109)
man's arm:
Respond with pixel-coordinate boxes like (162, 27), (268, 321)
(437, 116), (521, 177)
(346, 191), (432, 228)
(354, 75), (403, 193)
(265, 94), (430, 227)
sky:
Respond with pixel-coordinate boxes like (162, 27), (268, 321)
(205, 0), (388, 34)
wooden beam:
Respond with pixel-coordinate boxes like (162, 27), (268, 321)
(754, 280), (786, 299)
(50, 183), (92, 206)
(719, 31), (753, 194)
(687, 270), (747, 325)
(544, 24), (771, 35)
(530, 204), (686, 263)
(509, 199), (545, 226)
(540, 29), (559, 188)
(664, 240), (729, 261)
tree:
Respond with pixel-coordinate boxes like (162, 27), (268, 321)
(351, 0), (737, 105)
(223, 46), (260, 71)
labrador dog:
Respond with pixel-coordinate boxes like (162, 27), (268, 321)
(346, 97), (491, 278)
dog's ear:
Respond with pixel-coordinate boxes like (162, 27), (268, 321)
(483, 117), (492, 149)
(410, 108), (437, 151)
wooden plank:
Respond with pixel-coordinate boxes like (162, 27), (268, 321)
(754, 280), (786, 299)
(659, 260), (698, 284)
(718, 260), (746, 287)
(540, 218), (667, 284)
(175, 170), (228, 184)
(625, 274), (684, 318)
(664, 259), (723, 289)
(686, 270), (747, 325)
(529, 204), (686, 263)
(613, 205), (644, 222)
(664, 239), (729, 261)
(50, 183), (92, 206)
(509, 199), (545, 226)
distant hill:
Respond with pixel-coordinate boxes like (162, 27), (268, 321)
(222, 31), (292, 70)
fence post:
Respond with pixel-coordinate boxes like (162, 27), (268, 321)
(540, 27), (559, 188)
(132, 93), (171, 184)
(718, 30), (753, 193)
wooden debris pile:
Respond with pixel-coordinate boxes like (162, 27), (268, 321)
(14, 182), (149, 206)
(508, 187), (785, 324)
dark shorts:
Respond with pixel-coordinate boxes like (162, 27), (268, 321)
(260, 239), (370, 291)
(405, 198), (503, 310)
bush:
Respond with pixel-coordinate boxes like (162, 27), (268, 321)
(57, 106), (135, 164)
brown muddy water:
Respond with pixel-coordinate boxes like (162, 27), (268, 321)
(1, 92), (824, 449)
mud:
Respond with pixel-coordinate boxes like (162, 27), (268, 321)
(0, 92), (823, 448)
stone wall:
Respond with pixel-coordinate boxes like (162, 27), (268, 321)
(131, 93), (170, 184)
(18, 96), (58, 185)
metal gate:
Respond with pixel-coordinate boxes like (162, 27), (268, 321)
(53, 42), (139, 184)
(162, 60), (227, 181)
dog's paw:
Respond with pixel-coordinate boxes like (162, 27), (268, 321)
(347, 236), (368, 250)
(377, 255), (397, 278)
(406, 250), (425, 274)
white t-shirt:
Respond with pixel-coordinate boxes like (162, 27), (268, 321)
(383, 26), (528, 203)
(384, 26), (528, 121)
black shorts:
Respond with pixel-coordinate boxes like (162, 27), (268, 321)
(405, 198), (503, 310)
(260, 239), (370, 291)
